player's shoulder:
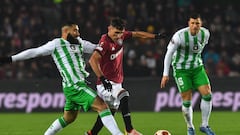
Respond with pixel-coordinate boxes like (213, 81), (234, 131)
(51, 38), (62, 43)
(200, 27), (210, 35)
(99, 34), (110, 45)
(176, 27), (189, 35)
(172, 27), (188, 41)
(100, 34), (108, 41)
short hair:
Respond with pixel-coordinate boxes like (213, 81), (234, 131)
(189, 13), (201, 19)
(110, 17), (126, 30)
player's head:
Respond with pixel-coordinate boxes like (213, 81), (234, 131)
(108, 17), (126, 41)
(188, 13), (202, 35)
(61, 21), (80, 39)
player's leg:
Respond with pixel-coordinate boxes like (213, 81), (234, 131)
(44, 84), (81, 135)
(44, 110), (78, 135)
(112, 86), (142, 135)
(86, 84), (120, 135)
(76, 82), (122, 135)
(194, 67), (215, 135)
(198, 84), (215, 135)
(174, 69), (195, 135)
(86, 109), (116, 135)
(91, 96), (123, 135)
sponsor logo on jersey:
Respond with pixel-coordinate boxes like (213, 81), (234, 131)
(110, 48), (123, 60)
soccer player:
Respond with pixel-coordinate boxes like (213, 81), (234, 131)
(85, 17), (166, 135)
(160, 13), (215, 135)
(0, 22), (123, 135)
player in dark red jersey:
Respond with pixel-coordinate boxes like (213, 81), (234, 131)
(86, 17), (166, 135)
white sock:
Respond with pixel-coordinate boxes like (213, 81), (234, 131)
(100, 109), (123, 135)
(182, 105), (194, 129)
(44, 117), (67, 135)
(200, 99), (212, 127)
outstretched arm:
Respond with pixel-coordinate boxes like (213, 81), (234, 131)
(132, 31), (166, 39)
(0, 40), (54, 64)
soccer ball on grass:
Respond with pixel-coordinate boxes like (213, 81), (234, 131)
(154, 130), (171, 135)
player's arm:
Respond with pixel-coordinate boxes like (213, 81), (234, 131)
(131, 31), (166, 39)
(88, 51), (104, 78)
(0, 40), (54, 65)
(160, 34), (179, 88)
(77, 37), (97, 54)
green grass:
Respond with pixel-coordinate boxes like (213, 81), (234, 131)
(0, 111), (239, 135)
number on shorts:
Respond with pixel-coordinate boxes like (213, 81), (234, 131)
(177, 77), (184, 86)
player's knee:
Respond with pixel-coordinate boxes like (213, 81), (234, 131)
(182, 100), (191, 108)
(202, 94), (212, 101)
(118, 90), (129, 100)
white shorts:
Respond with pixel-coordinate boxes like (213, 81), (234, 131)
(97, 82), (124, 109)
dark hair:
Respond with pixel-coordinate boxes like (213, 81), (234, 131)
(189, 13), (201, 19)
(110, 17), (126, 30)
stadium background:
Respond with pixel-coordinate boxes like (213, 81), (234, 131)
(0, 0), (239, 110)
(0, 0), (239, 112)
(0, 0), (240, 135)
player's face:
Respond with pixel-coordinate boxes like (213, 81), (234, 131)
(188, 18), (202, 36)
(68, 25), (80, 38)
(108, 25), (124, 41)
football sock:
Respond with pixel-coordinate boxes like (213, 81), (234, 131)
(119, 96), (133, 132)
(99, 109), (122, 135)
(200, 96), (212, 127)
(44, 117), (67, 135)
(91, 110), (116, 135)
(182, 104), (194, 128)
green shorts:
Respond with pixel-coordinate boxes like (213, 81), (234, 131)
(63, 81), (97, 111)
(173, 66), (210, 93)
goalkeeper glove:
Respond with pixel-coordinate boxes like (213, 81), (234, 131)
(155, 33), (167, 39)
(100, 76), (112, 92)
(67, 33), (79, 44)
(0, 57), (12, 65)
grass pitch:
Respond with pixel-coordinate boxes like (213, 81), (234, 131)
(0, 111), (239, 135)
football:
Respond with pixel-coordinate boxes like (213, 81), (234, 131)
(154, 130), (171, 135)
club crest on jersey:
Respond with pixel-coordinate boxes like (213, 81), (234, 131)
(70, 45), (76, 50)
(117, 39), (123, 45)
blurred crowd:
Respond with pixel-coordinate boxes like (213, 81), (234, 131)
(0, 0), (239, 80)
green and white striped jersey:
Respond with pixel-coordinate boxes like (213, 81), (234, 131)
(163, 27), (210, 76)
(12, 37), (96, 87)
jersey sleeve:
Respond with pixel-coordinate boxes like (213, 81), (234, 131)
(122, 31), (132, 40)
(95, 37), (109, 56)
(77, 37), (97, 54)
(162, 33), (180, 76)
(203, 29), (210, 45)
(12, 39), (56, 62)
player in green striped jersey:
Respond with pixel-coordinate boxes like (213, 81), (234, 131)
(0, 22), (123, 135)
(160, 14), (215, 135)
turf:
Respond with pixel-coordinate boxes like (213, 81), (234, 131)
(0, 111), (239, 135)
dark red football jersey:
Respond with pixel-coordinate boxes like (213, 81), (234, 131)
(95, 31), (132, 84)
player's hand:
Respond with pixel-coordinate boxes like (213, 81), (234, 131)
(0, 56), (12, 65)
(100, 76), (112, 92)
(160, 76), (169, 88)
(67, 33), (79, 44)
(155, 32), (167, 39)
